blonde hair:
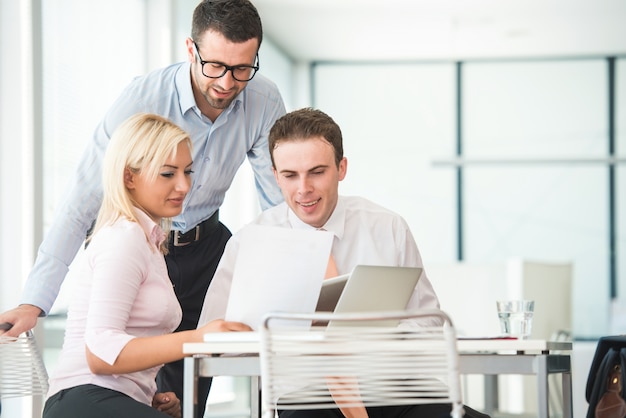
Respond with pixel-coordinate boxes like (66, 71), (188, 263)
(88, 113), (192, 254)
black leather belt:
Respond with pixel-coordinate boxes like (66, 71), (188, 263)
(170, 210), (219, 247)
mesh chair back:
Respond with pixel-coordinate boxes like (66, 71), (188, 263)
(260, 309), (463, 418)
(0, 330), (49, 399)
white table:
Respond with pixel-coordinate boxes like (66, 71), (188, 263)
(183, 334), (572, 418)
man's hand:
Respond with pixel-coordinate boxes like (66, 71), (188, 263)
(327, 376), (369, 418)
(0, 304), (42, 337)
(152, 392), (181, 418)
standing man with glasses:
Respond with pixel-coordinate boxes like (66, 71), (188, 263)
(0, 1), (285, 416)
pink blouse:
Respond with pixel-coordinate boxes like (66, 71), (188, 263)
(47, 209), (182, 405)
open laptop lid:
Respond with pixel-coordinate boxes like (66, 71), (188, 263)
(315, 273), (350, 312)
(328, 265), (423, 328)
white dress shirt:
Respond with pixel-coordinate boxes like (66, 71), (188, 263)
(199, 195), (441, 328)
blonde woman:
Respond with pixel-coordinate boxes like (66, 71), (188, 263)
(43, 113), (251, 418)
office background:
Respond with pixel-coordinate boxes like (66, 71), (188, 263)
(1, 0), (625, 416)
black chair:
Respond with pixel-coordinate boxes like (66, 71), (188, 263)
(585, 335), (626, 418)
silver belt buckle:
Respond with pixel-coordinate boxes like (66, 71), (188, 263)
(173, 225), (200, 247)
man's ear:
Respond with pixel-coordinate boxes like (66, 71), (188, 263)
(124, 168), (136, 189)
(338, 157), (348, 181)
(272, 167), (280, 185)
(185, 37), (195, 64)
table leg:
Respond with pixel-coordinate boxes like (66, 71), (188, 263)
(483, 375), (498, 416)
(250, 376), (260, 418)
(562, 371), (573, 418)
(536, 356), (549, 418)
(183, 356), (198, 418)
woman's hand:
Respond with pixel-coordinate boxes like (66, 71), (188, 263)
(152, 392), (181, 418)
(196, 319), (252, 339)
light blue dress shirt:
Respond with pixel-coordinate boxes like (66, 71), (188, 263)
(22, 62), (286, 314)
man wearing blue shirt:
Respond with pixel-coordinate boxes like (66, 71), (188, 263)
(0, 1), (285, 416)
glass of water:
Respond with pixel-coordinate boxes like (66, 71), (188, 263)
(496, 300), (535, 339)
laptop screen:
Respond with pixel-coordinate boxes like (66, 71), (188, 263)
(322, 265), (423, 328)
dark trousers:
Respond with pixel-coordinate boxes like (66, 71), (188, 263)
(279, 403), (490, 418)
(43, 384), (170, 418)
(157, 221), (232, 418)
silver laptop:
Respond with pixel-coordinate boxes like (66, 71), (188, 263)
(318, 265), (423, 328)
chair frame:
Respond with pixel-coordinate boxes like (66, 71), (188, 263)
(0, 329), (49, 400)
(260, 309), (464, 418)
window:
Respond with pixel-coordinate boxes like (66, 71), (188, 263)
(42, 0), (147, 246)
(463, 60), (610, 337)
(313, 58), (622, 338)
(313, 63), (458, 263)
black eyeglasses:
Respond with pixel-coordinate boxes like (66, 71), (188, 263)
(193, 42), (259, 82)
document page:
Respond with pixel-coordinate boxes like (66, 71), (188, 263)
(225, 225), (333, 330)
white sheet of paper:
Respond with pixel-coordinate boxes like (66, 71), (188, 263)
(224, 224), (333, 330)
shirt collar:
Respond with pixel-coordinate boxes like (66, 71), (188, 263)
(133, 207), (166, 249)
(176, 62), (243, 117)
(177, 62), (196, 115)
(286, 197), (346, 240)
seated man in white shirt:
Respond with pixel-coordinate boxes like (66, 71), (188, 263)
(199, 107), (489, 418)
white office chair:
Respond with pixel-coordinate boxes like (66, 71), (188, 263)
(0, 328), (49, 400)
(259, 309), (464, 418)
